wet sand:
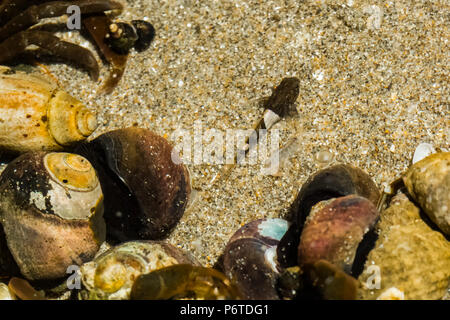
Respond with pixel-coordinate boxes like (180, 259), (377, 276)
(36, 0), (448, 266)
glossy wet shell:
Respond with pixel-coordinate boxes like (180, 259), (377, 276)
(0, 68), (97, 153)
(403, 152), (450, 235)
(289, 164), (380, 227)
(358, 193), (450, 300)
(79, 241), (199, 300)
(75, 127), (191, 241)
(0, 152), (105, 280)
(298, 195), (379, 275)
(223, 218), (289, 300)
(131, 264), (240, 300)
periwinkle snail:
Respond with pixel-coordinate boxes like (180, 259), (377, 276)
(75, 127), (191, 242)
(222, 218), (297, 300)
(278, 164), (380, 268)
(0, 152), (105, 280)
(298, 195), (379, 275)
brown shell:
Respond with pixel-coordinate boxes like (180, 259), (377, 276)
(403, 152), (450, 235)
(0, 152), (105, 280)
(358, 193), (450, 300)
(75, 127), (191, 241)
(298, 195), (379, 275)
(80, 240), (199, 300)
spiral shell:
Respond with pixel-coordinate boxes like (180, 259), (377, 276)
(0, 152), (105, 280)
(358, 193), (450, 300)
(0, 67), (97, 153)
(79, 241), (199, 300)
(75, 127), (191, 241)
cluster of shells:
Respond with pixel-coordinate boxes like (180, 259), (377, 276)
(0, 68), (448, 300)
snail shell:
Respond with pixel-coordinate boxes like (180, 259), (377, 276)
(75, 127), (191, 241)
(358, 192), (450, 300)
(223, 218), (289, 299)
(298, 195), (379, 276)
(290, 164), (380, 227)
(79, 240), (199, 300)
(0, 152), (105, 280)
(131, 264), (241, 300)
(403, 152), (450, 235)
(0, 67), (97, 153)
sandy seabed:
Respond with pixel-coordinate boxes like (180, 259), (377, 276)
(22, 0), (449, 267)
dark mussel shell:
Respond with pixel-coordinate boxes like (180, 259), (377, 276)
(223, 218), (291, 300)
(278, 164), (380, 268)
(75, 127), (191, 242)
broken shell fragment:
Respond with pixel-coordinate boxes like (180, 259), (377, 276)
(0, 152), (105, 280)
(306, 260), (359, 300)
(298, 195), (379, 275)
(79, 241), (199, 300)
(223, 218), (289, 299)
(75, 127), (191, 241)
(403, 152), (450, 235)
(358, 193), (450, 300)
(0, 68), (97, 153)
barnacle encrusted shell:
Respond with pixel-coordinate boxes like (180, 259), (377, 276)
(223, 218), (289, 299)
(403, 152), (450, 235)
(0, 152), (105, 280)
(358, 193), (450, 300)
(79, 241), (199, 300)
(0, 67), (97, 153)
(75, 127), (191, 241)
(298, 195), (379, 275)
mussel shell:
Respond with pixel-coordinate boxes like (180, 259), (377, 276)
(0, 152), (105, 280)
(223, 218), (289, 300)
(80, 240), (199, 300)
(297, 195), (379, 276)
(75, 127), (191, 241)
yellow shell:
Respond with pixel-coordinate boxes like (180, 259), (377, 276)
(358, 193), (450, 300)
(403, 152), (450, 235)
(0, 67), (97, 152)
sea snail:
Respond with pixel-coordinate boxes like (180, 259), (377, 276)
(0, 151), (105, 280)
(0, 67), (97, 153)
